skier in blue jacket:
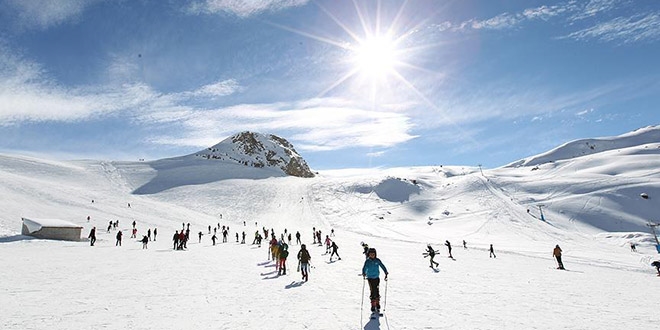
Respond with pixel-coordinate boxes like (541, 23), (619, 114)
(362, 247), (388, 313)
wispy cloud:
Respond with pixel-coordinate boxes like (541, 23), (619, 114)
(561, 13), (660, 44)
(186, 0), (309, 18)
(2, 0), (103, 30)
(149, 98), (417, 152)
(432, 0), (660, 44)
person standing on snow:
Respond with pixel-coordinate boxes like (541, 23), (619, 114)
(295, 231), (301, 245)
(489, 244), (496, 258)
(116, 230), (123, 246)
(324, 235), (332, 254)
(153, 227), (157, 241)
(553, 245), (565, 270)
(88, 227), (96, 246)
(445, 240), (453, 259)
(329, 241), (341, 261)
(297, 244), (311, 282)
(141, 235), (148, 249)
(278, 243), (289, 275)
(362, 248), (388, 314)
(651, 261), (660, 276)
(426, 244), (439, 268)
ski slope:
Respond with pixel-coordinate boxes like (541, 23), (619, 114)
(1, 134), (660, 329)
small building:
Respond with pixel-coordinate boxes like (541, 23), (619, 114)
(21, 217), (82, 241)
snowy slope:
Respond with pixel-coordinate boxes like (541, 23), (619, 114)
(506, 125), (660, 167)
(1, 129), (660, 330)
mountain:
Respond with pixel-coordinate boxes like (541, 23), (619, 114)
(506, 125), (660, 167)
(191, 131), (314, 178)
(1, 127), (659, 329)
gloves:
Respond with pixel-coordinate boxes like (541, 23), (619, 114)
(384, 273), (388, 281)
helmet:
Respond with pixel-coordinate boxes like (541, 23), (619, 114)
(301, 244), (306, 249)
(367, 247), (377, 257)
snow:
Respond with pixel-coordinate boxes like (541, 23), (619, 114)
(2, 127), (660, 329)
(21, 217), (81, 233)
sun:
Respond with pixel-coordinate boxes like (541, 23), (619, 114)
(352, 34), (398, 80)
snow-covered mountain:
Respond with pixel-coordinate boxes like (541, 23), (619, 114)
(190, 131), (314, 178)
(506, 125), (660, 167)
(1, 127), (660, 330)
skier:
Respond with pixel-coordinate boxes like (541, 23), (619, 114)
(445, 240), (453, 259)
(329, 241), (341, 261)
(153, 227), (157, 241)
(211, 234), (217, 246)
(553, 244), (565, 270)
(425, 244), (439, 268)
(361, 242), (370, 259)
(115, 230), (123, 246)
(278, 242), (289, 275)
(630, 242), (637, 252)
(132, 220), (136, 229)
(141, 235), (148, 249)
(652, 261), (660, 276)
(173, 230), (179, 250)
(324, 235), (332, 254)
(88, 227), (96, 246)
(295, 231), (301, 245)
(297, 244), (311, 282)
(198, 231), (203, 243)
(362, 248), (388, 315)
(236, 232), (239, 243)
(147, 228), (151, 241)
(287, 233), (292, 245)
(241, 231), (246, 244)
(463, 240), (467, 249)
(489, 244), (496, 258)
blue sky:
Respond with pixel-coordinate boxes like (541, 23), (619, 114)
(1, 0), (659, 169)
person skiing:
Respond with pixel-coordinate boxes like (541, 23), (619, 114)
(651, 260), (660, 276)
(211, 234), (217, 246)
(88, 227), (96, 246)
(147, 228), (151, 241)
(329, 241), (341, 261)
(153, 227), (157, 241)
(295, 231), (301, 245)
(278, 243), (289, 275)
(362, 247), (388, 314)
(141, 235), (148, 249)
(553, 244), (565, 270)
(324, 235), (332, 254)
(198, 231), (203, 243)
(116, 230), (123, 246)
(445, 240), (453, 259)
(361, 242), (370, 259)
(297, 244), (311, 282)
(630, 242), (637, 252)
(489, 244), (496, 258)
(426, 244), (439, 268)
(173, 230), (179, 250)
(462, 240), (467, 249)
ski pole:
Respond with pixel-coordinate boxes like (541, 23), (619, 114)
(383, 276), (388, 312)
(360, 276), (365, 328)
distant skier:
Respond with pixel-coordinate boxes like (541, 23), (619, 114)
(325, 235), (332, 254)
(211, 234), (217, 246)
(329, 241), (341, 261)
(147, 228), (151, 241)
(425, 244), (439, 268)
(278, 243), (289, 275)
(445, 240), (453, 259)
(362, 248), (388, 314)
(489, 244), (496, 258)
(463, 240), (467, 249)
(88, 227), (96, 246)
(287, 233), (292, 245)
(297, 244), (311, 282)
(295, 231), (301, 245)
(630, 242), (637, 252)
(241, 231), (246, 244)
(362, 242), (370, 259)
(198, 231), (203, 243)
(153, 228), (157, 241)
(553, 245), (565, 270)
(116, 230), (123, 246)
(141, 235), (148, 249)
(652, 261), (660, 276)
(173, 230), (179, 250)
(87, 215), (90, 222)
(132, 220), (136, 229)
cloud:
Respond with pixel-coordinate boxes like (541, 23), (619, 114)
(2, 0), (103, 30)
(561, 13), (660, 44)
(186, 0), (309, 17)
(149, 98), (417, 152)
